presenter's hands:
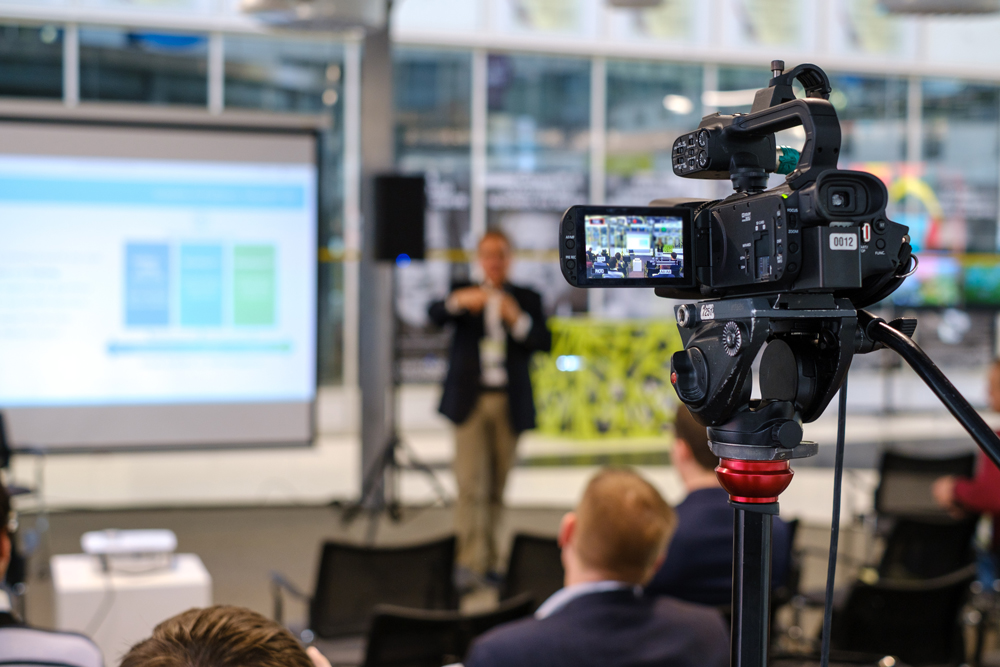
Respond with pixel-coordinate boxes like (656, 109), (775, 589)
(932, 475), (963, 518)
(307, 647), (333, 667)
(499, 293), (523, 327)
(451, 286), (489, 314)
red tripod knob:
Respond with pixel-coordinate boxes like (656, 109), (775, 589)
(715, 458), (793, 504)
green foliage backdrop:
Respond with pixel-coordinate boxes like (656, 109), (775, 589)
(531, 318), (684, 439)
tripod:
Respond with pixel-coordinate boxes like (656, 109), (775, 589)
(341, 265), (451, 541)
(670, 295), (1000, 667)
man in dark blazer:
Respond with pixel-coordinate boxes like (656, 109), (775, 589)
(0, 483), (103, 666)
(428, 230), (551, 583)
(644, 405), (791, 606)
(465, 468), (729, 667)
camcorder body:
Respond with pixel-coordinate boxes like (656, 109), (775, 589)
(560, 62), (912, 311)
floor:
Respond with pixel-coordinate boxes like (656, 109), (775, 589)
(20, 503), (867, 632)
(20, 504), (566, 630)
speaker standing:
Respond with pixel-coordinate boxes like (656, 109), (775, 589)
(428, 231), (551, 587)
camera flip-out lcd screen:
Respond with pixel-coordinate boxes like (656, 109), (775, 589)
(559, 205), (693, 288)
(585, 214), (685, 280)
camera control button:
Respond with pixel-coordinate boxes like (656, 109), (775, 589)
(565, 239), (575, 250)
(566, 259), (576, 270)
(789, 242), (798, 253)
(875, 238), (886, 250)
(563, 220), (574, 233)
(875, 219), (887, 233)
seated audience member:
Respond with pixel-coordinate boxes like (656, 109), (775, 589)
(933, 358), (1000, 580)
(121, 605), (329, 667)
(0, 483), (103, 667)
(645, 406), (791, 606)
(466, 468), (729, 667)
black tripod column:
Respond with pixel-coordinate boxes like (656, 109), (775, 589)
(715, 457), (794, 667)
(731, 501), (778, 667)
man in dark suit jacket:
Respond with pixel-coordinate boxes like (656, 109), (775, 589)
(645, 405), (792, 606)
(0, 483), (103, 666)
(465, 468), (729, 667)
(428, 230), (551, 583)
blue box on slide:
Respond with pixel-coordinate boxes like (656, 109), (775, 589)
(125, 243), (170, 326)
(180, 244), (223, 327)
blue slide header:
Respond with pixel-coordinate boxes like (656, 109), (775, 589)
(0, 177), (306, 208)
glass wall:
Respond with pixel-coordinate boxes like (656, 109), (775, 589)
(0, 24), (62, 99)
(487, 53), (591, 315)
(224, 35), (342, 113)
(920, 79), (1000, 253)
(605, 59), (704, 205)
(318, 122), (346, 385)
(2, 12), (999, 382)
(393, 47), (473, 383)
(832, 74), (907, 167)
(80, 27), (208, 105)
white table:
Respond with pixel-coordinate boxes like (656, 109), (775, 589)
(52, 553), (212, 664)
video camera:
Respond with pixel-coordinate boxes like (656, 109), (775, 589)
(560, 61), (912, 308)
(559, 61), (1000, 667)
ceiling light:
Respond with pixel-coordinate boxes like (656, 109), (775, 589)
(880, 0), (1000, 13)
(606, 0), (663, 6)
(240, 0), (387, 30)
(662, 94), (694, 114)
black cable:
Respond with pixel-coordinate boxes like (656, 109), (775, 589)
(85, 566), (116, 637)
(820, 375), (848, 667)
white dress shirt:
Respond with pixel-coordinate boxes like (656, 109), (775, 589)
(447, 285), (532, 388)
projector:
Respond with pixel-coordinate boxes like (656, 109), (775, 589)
(81, 529), (177, 573)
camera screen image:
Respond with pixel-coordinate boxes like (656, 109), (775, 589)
(583, 214), (684, 280)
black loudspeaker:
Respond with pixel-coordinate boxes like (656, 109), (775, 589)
(373, 174), (426, 262)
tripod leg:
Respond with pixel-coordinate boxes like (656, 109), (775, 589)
(731, 504), (773, 667)
(342, 436), (395, 523)
(398, 439), (452, 505)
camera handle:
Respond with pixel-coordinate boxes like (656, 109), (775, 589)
(671, 297), (1000, 667)
(727, 98), (842, 189)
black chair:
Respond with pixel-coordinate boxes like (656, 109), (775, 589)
(874, 451), (975, 520)
(773, 518), (802, 609)
(500, 533), (563, 610)
(831, 563), (976, 666)
(360, 593), (535, 667)
(0, 411), (29, 615)
(877, 516), (977, 580)
(770, 651), (909, 667)
(272, 535), (458, 641)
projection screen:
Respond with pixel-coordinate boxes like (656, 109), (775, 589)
(0, 120), (318, 451)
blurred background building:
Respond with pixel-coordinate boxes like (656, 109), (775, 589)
(3, 2), (1000, 663)
(0, 0), (997, 506)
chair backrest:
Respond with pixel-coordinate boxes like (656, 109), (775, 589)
(310, 535), (458, 639)
(832, 563), (975, 666)
(0, 626), (104, 667)
(362, 607), (462, 667)
(875, 451), (976, 519)
(773, 518), (801, 607)
(0, 410), (10, 470)
(500, 533), (563, 610)
(878, 516), (978, 579)
(362, 593), (534, 667)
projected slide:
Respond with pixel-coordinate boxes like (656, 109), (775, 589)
(0, 156), (315, 406)
(0, 138), (317, 449)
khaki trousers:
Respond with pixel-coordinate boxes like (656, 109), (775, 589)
(453, 391), (519, 575)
